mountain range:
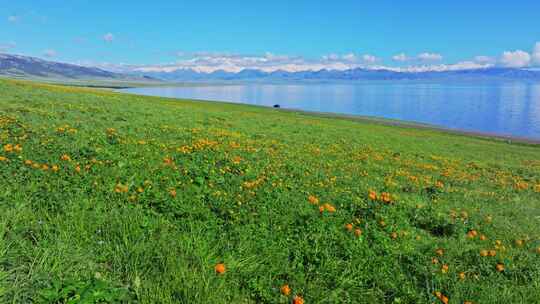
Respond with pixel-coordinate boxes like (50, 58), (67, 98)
(137, 67), (540, 82)
(2, 53), (540, 83)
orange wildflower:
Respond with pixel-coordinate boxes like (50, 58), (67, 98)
(467, 230), (478, 239)
(441, 295), (449, 304)
(380, 192), (392, 203)
(368, 190), (378, 200)
(325, 203), (336, 212)
(280, 284), (291, 296)
(292, 295), (304, 304)
(441, 264), (449, 274)
(308, 195), (319, 205)
(214, 263), (226, 274)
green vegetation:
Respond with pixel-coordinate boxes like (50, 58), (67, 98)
(1, 79), (539, 304)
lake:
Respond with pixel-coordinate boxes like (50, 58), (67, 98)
(121, 82), (540, 140)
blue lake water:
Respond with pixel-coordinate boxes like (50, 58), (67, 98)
(122, 82), (540, 140)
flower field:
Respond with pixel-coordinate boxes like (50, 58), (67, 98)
(0, 79), (539, 303)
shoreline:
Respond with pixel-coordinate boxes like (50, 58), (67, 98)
(116, 89), (540, 146)
(282, 108), (540, 146)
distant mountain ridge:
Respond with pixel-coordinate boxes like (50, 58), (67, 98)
(136, 67), (540, 82)
(2, 53), (540, 83)
(0, 53), (155, 81)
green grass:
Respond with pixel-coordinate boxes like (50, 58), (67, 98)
(1, 79), (539, 304)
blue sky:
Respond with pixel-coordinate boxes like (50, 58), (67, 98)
(2, 0), (540, 72)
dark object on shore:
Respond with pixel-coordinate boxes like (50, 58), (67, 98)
(273, 104), (281, 108)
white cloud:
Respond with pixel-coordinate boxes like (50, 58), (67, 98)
(43, 49), (57, 58)
(532, 42), (540, 65)
(103, 33), (115, 42)
(383, 61), (492, 73)
(322, 53), (360, 63)
(500, 50), (531, 68)
(392, 53), (410, 62)
(417, 52), (443, 61)
(474, 56), (495, 64)
(0, 42), (16, 52)
(86, 44), (540, 74)
(7, 15), (19, 23)
(342, 53), (357, 62)
(322, 53), (340, 61)
(362, 54), (378, 64)
(98, 51), (494, 74)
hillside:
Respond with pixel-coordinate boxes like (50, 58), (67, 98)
(0, 53), (155, 82)
(0, 79), (539, 303)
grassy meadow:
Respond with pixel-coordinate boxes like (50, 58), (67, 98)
(1, 78), (540, 303)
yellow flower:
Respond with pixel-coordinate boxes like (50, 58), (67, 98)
(115, 184), (129, 193)
(61, 154), (71, 161)
(0, 156), (7, 162)
(3, 144), (13, 153)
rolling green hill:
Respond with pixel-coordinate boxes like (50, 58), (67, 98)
(0, 53), (156, 84)
(0, 79), (539, 303)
